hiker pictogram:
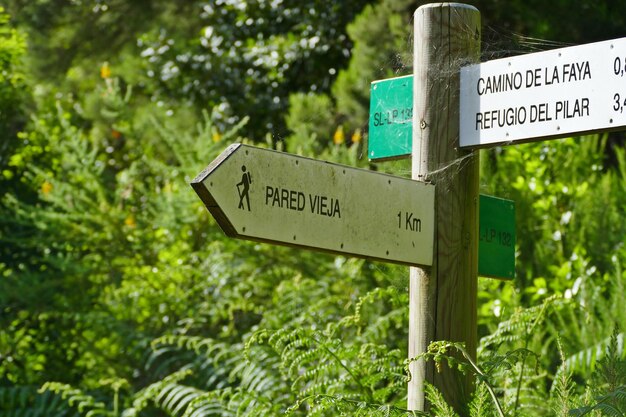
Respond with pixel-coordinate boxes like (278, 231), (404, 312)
(237, 165), (252, 211)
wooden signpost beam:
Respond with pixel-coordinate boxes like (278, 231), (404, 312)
(409, 3), (481, 413)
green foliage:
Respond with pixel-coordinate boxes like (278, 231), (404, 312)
(469, 383), (498, 417)
(0, 71), (249, 389)
(9, 0), (375, 140)
(0, 385), (72, 417)
(39, 382), (108, 416)
(285, 92), (335, 154)
(0, 6), (29, 195)
(288, 395), (424, 417)
(5, 0), (175, 78)
(0, 9), (27, 105)
(479, 136), (626, 293)
(332, 0), (413, 132)
(134, 0), (374, 139)
(424, 382), (459, 417)
(550, 339), (575, 417)
(570, 387), (626, 417)
(288, 0), (414, 150)
(474, 0), (626, 45)
(569, 328), (626, 416)
(563, 331), (625, 378)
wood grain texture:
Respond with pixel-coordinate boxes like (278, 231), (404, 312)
(409, 3), (481, 414)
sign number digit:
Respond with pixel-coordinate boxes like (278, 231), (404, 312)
(398, 211), (422, 232)
(614, 56), (625, 77)
(613, 93), (626, 113)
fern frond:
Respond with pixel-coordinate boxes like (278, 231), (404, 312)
(0, 385), (70, 417)
(231, 347), (282, 393)
(331, 286), (408, 343)
(469, 383), (496, 417)
(39, 382), (108, 416)
(145, 344), (195, 379)
(569, 386), (626, 417)
(147, 332), (288, 408)
(129, 369), (193, 414)
(147, 335), (243, 391)
(290, 394), (428, 417)
(413, 341), (507, 417)
(291, 362), (337, 390)
(139, 381), (203, 416)
(148, 109), (247, 172)
(151, 335), (222, 355)
(244, 287), (430, 414)
(481, 348), (539, 375)
(179, 387), (279, 417)
(561, 331), (624, 378)
(550, 337), (575, 417)
(479, 296), (563, 352)
(424, 382), (459, 417)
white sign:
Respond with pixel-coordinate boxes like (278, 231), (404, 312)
(191, 144), (435, 266)
(460, 37), (626, 147)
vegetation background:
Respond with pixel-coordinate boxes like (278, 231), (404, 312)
(1, 0), (625, 416)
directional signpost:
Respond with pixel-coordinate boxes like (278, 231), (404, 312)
(460, 37), (626, 147)
(191, 143), (435, 267)
(368, 81), (516, 279)
(189, 4), (626, 412)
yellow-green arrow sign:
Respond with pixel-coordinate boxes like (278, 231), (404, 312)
(191, 144), (435, 266)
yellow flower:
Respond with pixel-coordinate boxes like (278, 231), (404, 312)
(124, 215), (136, 228)
(212, 131), (222, 143)
(333, 126), (345, 145)
(351, 128), (362, 144)
(41, 181), (53, 195)
(100, 62), (111, 79)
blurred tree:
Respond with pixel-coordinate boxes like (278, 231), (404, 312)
(6, 0), (375, 141)
(133, 0), (375, 140)
(332, 0), (413, 133)
(0, 7), (29, 195)
(4, 0), (174, 77)
(476, 0), (626, 47)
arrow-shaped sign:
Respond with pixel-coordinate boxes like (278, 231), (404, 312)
(191, 144), (435, 266)
(460, 37), (626, 147)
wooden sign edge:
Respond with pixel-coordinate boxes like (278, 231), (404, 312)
(190, 143), (241, 237)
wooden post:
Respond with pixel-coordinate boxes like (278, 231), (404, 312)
(408, 3), (481, 414)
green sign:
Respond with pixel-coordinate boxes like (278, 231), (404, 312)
(368, 75), (413, 161)
(478, 195), (516, 280)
